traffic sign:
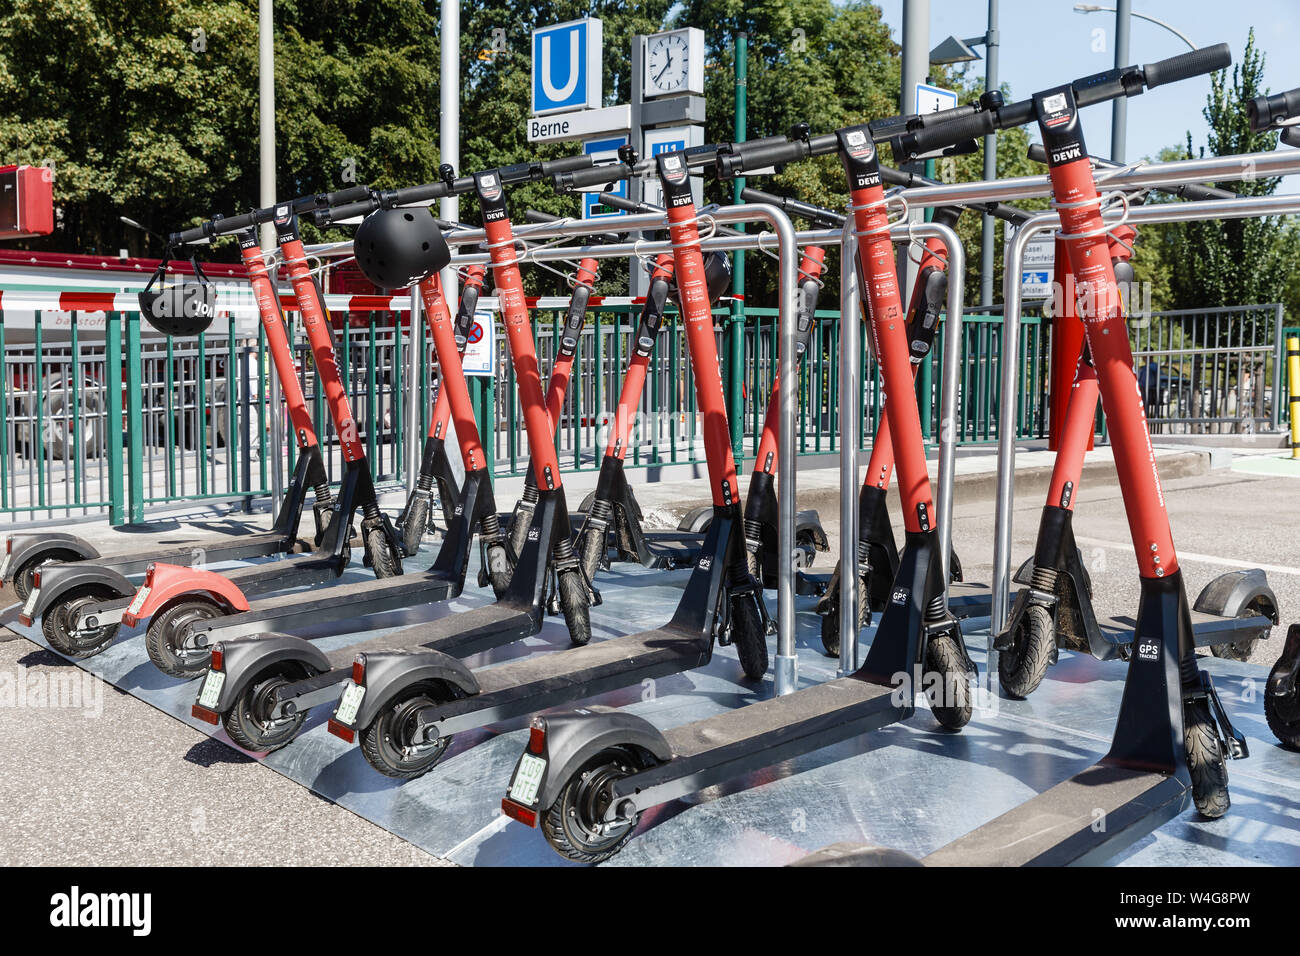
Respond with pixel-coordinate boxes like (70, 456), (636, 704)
(532, 19), (603, 115)
(527, 104), (631, 144)
(581, 136), (629, 219)
(914, 82), (958, 116)
(463, 310), (496, 377)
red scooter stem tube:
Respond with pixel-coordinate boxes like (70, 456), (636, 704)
(274, 214), (366, 463)
(545, 256), (599, 426)
(1038, 88), (1178, 577)
(839, 127), (936, 533)
(237, 232), (319, 449)
(474, 170), (564, 491)
(1045, 357), (1100, 511)
(656, 153), (740, 507)
(416, 273), (487, 472)
(604, 254), (675, 462)
(752, 247), (828, 474)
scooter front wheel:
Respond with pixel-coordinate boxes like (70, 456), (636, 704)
(730, 594), (769, 680)
(1265, 661), (1300, 749)
(359, 682), (459, 779)
(925, 632), (974, 731)
(541, 749), (640, 864)
(1185, 698), (1230, 818)
(997, 604), (1055, 700)
(818, 561), (870, 658)
(558, 569), (592, 647)
(145, 598), (225, 679)
(224, 667), (314, 752)
(398, 495), (431, 557)
(42, 587), (122, 658)
(365, 528), (401, 579)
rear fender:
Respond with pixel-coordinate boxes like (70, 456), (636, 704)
(204, 633), (332, 714)
(1192, 568), (1279, 625)
(794, 510), (829, 552)
(677, 506), (713, 534)
(122, 563), (250, 628)
(21, 563), (133, 625)
(4, 533), (100, 583)
(521, 706), (671, 814)
(340, 650), (480, 733)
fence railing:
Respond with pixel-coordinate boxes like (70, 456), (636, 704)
(0, 300), (1286, 525)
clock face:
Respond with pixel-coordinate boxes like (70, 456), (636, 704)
(647, 33), (691, 94)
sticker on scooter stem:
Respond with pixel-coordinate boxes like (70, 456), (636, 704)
(891, 587), (909, 606)
(1136, 637), (1159, 662)
(1035, 85), (1085, 167)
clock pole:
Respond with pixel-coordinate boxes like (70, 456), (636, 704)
(728, 32), (748, 462)
(628, 34), (646, 300)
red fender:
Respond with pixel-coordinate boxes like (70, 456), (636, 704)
(121, 563), (251, 628)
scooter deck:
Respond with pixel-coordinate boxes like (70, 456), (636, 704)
(923, 764), (1189, 867)
(192, 571), (461, 642)
(637, 533), (704, 570)
(85, 531), (306, 579)
(615, 677), (903, 812)
(1102, 609), (1271, 648)
(320, 601), (539, 670)
(425, 624), (712, 735)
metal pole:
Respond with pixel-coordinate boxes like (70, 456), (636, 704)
(772, 210), (800, 697)
(899, 0), (930, 294)
(433, 0), (459, 490)
(979, 0), (999, 307)
(838, 220), (860, 677)
(406, 289), (423, 493)
(257, 0), (276, 252)
(935, 225), (965, 596)
(729, 33), (748, 460)
(628, 36), (646, 299)
(1111, 0), (1131, 161)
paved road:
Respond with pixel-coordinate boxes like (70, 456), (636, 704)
(1, 458), (1294, 865)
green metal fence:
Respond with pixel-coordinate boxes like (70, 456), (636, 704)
(1, 304), (1051, 526)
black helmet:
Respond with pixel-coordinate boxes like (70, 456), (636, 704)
(668, 250), (732, 312)
(137, 257), (217, 337)
(354, 207), (451, 290)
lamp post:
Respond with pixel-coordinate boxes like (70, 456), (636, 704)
(1074, 3), (1198, 162)
(931, 0), (999, 309)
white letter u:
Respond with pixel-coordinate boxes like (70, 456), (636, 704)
(540, 30), (581, 103)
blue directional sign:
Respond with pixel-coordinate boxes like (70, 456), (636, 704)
(532, 19), (603, 115)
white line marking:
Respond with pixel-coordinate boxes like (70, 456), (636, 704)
(1075, 536), (1300, 577)
(443, 812), (512, 859)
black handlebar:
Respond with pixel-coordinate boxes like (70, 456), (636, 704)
(171, 184), (373, 244)
(1249, 86), (1300, 131)
(900, 43), (1230, 160)
(1024, 143), (1236, 200)
(739, 187), (845, 227)
(715, 132), (838, 179)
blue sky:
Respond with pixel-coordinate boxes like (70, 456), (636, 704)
(871, 0), (1297, 162)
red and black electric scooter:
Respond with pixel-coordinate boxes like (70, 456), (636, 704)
(392, 263), (487, 556)
(14, 187), (373, 663)
(499, 131), (974, 863)
(47, 193), (411, 679)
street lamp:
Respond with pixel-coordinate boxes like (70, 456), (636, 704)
(1074, 2), (1198, 162)
(1073, 4), (1198, 51)
(930, 0), (1000, 308)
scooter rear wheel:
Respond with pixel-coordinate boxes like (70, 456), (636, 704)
(42, 587), (122, 658)
(359, 682), (458, 779)
(1264, 663), (1300, 749)
(146, 598), (224, 679)
(224, 668), (312, 752)
(730, 593), (769, 680)
(541, 749), (640, 864)
(997, 604), (1055, 700)
(13, 549), (79, 602)
(1185, 698), (1230, 819)
(925, 632), (974, 731)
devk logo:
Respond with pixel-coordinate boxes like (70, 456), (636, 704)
(50, 886), (152, 936)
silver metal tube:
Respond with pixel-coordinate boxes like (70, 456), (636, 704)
(257, 0), (276, 253)
(406, 289), (423, 493)
(932, 222), (965, 599)
(980, 0), (1000, 308)
(769, 206), (800, 697)
(1112, 0), (1131, 162)
(838, 219), (860, 676)
(990, 191), (1300, 690)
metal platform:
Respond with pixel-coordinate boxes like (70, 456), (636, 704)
(4, 545), (1298, 867)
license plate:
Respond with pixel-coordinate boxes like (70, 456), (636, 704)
(22, 587), (40, 619)
(198, 669), (226, 709)
(335, 681), (366, 726)
(509, 753), (547, 806)
(127, 586), (151, 616)
(0, 552), (11, 580)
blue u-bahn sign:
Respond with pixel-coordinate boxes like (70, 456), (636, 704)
(532, 19), (603, 115)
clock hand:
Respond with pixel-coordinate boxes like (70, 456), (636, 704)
(654, 59), (672, 83)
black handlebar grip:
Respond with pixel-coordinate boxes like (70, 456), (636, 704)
(1027, 143), (1048, 164)
(320, 199), (378, 224)
(557, 164), (630, 191)
(322, 184), (371, 206)
(597, 191), (659, 214)
(1142, 42), (1231, 89)
(208, 210), (259, 236)
(174, 224), (209, 244)
(716, 140), (808, 178)
(1248, 87), (1300, 131)
(524, 209), (562, 223)
(903, 109), (995, 158)
(539, 154), (594, 176)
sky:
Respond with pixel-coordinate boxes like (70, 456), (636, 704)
(870, 0), (1298, 162)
